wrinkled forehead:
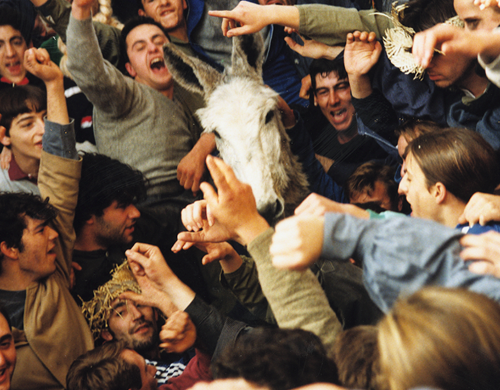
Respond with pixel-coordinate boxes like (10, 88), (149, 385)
(126, 23), (168, 49)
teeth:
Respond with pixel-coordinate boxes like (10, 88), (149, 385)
(150, 58), (165, 69)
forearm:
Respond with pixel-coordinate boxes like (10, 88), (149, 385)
(45, 78), (69, 125)
(192, 133), (216, 161)
(247, 228), (341, 358)
(348, 73), (373, 99)
(159, 275), (196, 312)
(298, 5), (392, 45)
(269, 5), (300, 29)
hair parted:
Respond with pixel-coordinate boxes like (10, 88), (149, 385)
(407, 127), (499, 203)
(66, 340), (142, 390)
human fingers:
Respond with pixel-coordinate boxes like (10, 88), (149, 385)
(205, 155), (236, 195)
(299, 74), (311, 100)
(468, 261), (499, 277)
(118, 291), (154, 307)
(171, 239), (195, 253)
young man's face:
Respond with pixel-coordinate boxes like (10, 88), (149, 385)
(398, 152), (438, 220)
(425, 51), (475, 90)
(0, 25), (28, 84)
(125, 24), (172, 92)
(139, 0), (187, 32)
(454, 0), (500, 31)
(0, 107), (45, 164)
(314, 71), (356, 132)
(18, 217), (58, 282)
(349, 181), (396, 211)
(103, 299), (158, 353)
(0, 314), (16, 390)
(120, 349), (157, 390)
(94, 201), (140, 247)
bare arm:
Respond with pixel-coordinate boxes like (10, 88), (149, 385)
(209, 2), (299, 37)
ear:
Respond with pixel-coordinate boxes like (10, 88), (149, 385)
(231, 33), (265, 80)
(138, 9), (146, 17)
(432, 182), (447, 205)
(125, 62), (137, 78)
(0, 126), (11, 147)
(86, 215), (96, 226)
(101, 329), (114, 341)
(182, 0), (187, 10)
(163, 42), (222, 98)
(0, 242), (18, 260)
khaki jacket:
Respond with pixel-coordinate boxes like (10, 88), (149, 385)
(11, 151), (94, 390)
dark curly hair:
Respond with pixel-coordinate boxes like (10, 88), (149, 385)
(0, 192), (56, 266)
(213, 328), (339, 390)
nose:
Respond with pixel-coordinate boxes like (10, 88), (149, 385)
(398, 174), (408, 196)
(127, 204), (141, 219)
(129, 302), (144, 320)
(5, 43), (16, 57)
(47, 226), (58, 241)
(328, 90), (340, 106)
(35, 117), (45, 135)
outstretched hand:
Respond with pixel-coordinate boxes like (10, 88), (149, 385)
(344, 31), (382, 76)
(209, 1), (271, 37)
(176, 156), (269, 246)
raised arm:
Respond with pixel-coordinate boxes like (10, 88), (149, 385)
(30, 47), (80, 279)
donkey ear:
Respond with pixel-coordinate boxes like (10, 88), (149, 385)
(163, 43), (222, 98)
(231, 33), (265, 79)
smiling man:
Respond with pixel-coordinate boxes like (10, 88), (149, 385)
(64, 0), (210, 223)
(309, 57), (390, 185)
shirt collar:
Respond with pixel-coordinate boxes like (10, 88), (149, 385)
(8, 155), (37, 184)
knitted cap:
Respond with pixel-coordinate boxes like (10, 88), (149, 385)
(81, 261), (142, 340)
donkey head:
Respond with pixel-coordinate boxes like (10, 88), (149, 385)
(164, 34), (295, 221)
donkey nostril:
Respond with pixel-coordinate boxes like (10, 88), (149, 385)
(275, 199), (284, 218)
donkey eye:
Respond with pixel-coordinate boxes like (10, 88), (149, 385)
(265, 111), (274, 124)
(213, 130), (221, 139)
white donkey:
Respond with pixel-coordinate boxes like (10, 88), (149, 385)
(163, 33), (309, 221)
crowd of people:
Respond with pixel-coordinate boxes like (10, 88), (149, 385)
(1, 0), (500, 389)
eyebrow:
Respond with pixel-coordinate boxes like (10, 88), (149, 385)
(111, 301), (127, 311)
(0, 334), (12, 343)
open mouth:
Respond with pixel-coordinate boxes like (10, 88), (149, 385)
(6, 61), (22, 75)
(150, 58), (166, 72)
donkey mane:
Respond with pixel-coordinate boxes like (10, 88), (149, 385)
(164, 33), (309, 221)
